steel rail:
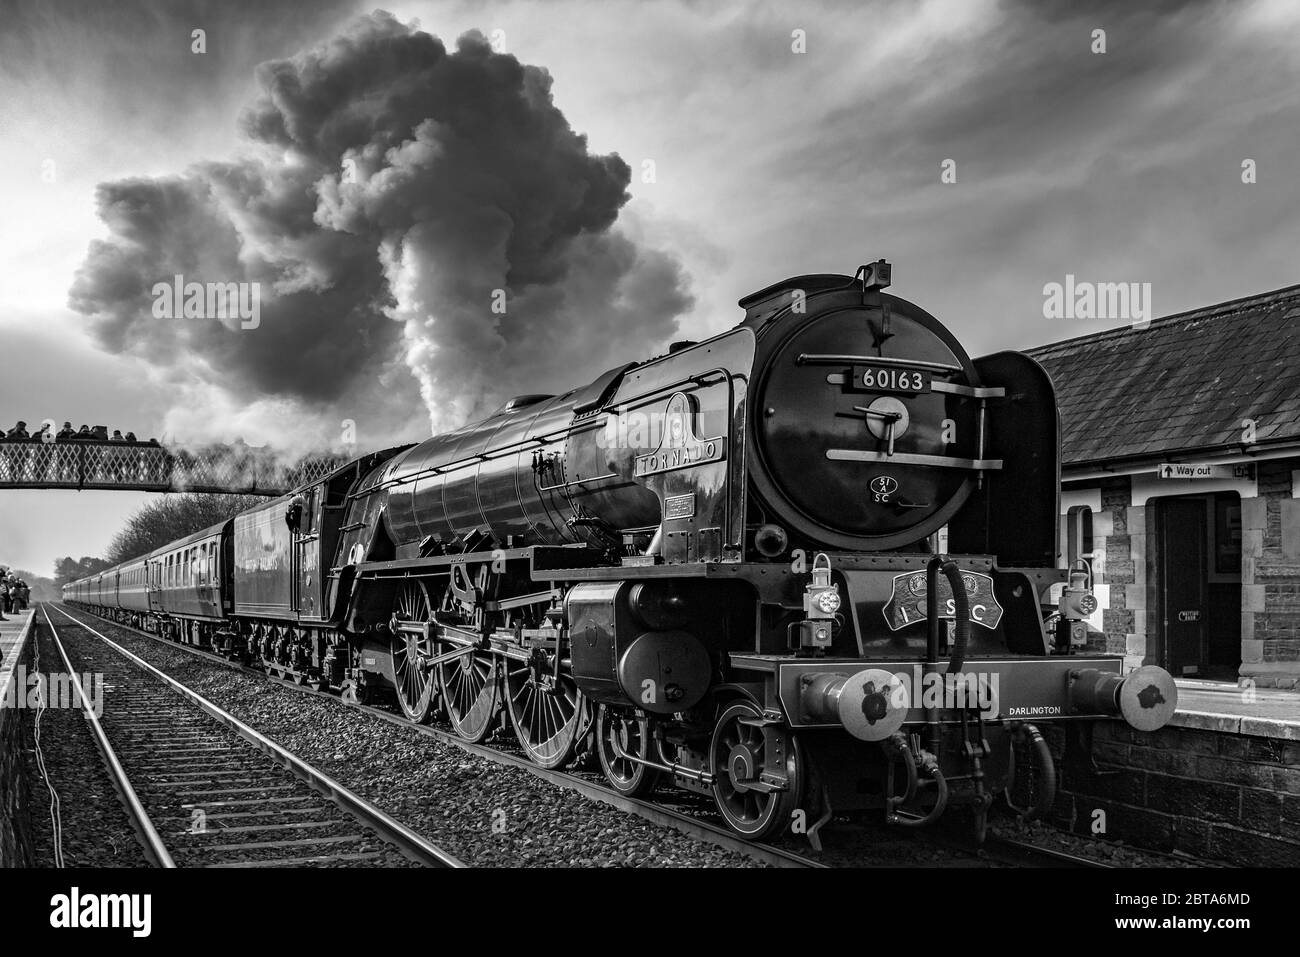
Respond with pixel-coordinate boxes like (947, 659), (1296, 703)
(49, 605), (464, 869)
(40, 606), (177, 867)
(981, 835), (1114, 869)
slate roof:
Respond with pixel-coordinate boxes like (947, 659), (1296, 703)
(1026, 284), (1300, 468)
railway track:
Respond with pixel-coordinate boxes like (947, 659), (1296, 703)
(53, 605), (823, 868)
(55, 604), (1144, 869)
(982, 836), (1114, 868)
(908, 831), (1114, 868)
(41, 606), (463, 868)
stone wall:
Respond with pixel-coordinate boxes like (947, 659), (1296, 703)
(1241, 460), (1300, 688)
(1033, 719), (1300, 865)
(0, 623), (34, 866)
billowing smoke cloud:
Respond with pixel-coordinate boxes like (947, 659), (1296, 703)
(69, 11), (692, 442)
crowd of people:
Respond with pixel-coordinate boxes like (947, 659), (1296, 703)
(0, 567), (30, 619)
(3, 421), (159, 446)
(1, 420), (167, 484)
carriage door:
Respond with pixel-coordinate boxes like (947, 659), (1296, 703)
(1156, 497), (1208, 676)
(148, 559), (161, 613)
(197, 541), (216, 617)
(293, 488), (320, 617)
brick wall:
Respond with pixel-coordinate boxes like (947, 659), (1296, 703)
(1242, 459), (1300, 688)
(1030, 720), (1300, 865)
(0, 634), (34, 866)
(1098, 477), (1135, 658)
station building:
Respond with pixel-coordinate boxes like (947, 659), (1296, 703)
(1029, 284), (1300, 689)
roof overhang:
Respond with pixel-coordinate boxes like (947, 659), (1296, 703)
(1062, 437), (1300, 483)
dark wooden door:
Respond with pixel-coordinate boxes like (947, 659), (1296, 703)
(1159, 497), (1207, 675)
(293, 488), (320, 618)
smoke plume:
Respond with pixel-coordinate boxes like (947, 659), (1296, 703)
(69, 11), (693, 443)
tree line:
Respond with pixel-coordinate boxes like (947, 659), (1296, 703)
(52, 493), (266, 586)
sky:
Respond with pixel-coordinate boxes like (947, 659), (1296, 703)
(2, 0), (1300, 576)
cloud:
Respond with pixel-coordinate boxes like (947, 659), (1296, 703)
(67, 10), (692, 441)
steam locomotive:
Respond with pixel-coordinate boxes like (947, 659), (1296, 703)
(66, 260), (1178, 843)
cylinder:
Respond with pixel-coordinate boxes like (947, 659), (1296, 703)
(801, 672), (850, 723)
(1069, 668), (1125, 714)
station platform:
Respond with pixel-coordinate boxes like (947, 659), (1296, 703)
(1171, 677), (1300, 740)
(0, 609), (35, 696)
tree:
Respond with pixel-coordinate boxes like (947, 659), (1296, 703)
(104, 493), (265, 564)
(52, 555), (114, 587)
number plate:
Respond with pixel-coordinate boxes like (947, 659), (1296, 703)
(853, 365), (931, 394)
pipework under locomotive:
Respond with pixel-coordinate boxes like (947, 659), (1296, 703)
(67, 258), (1178, 844)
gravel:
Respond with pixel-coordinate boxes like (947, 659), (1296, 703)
(44, 619), (418, 868)
(19, 620), (152, 867)
(993, 816), (1204, 867)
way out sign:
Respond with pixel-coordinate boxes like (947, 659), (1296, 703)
(1156, 463), (1254, 480)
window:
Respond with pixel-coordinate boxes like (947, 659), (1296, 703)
(1066, 505), (1094, 565)
(1213, 494), (1242, 576)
